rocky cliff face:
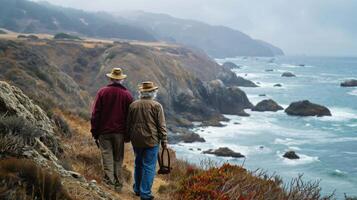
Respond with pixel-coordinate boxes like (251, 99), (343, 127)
(7, 38), (253, 127)
(0, 37), (254, 139)
(0, 81), (122, 199)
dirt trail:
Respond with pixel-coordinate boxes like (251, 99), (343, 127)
(59, 110), (168, 200)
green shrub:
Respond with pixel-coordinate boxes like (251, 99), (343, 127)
(0, 30), (7, 34)
(54, 33), (81, 40)
(0, 158), (72, 200)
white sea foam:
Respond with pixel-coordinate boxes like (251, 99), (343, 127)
(281, 64), (300, 68)
(330, 169), (348, 177)
(317, 107), (357, 122)
(275, 136), (357, 146)
(277, 151), (319, 166)
(348, 89), (357, 96)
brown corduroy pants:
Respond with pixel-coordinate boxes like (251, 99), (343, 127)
(98, 133), (124, 186)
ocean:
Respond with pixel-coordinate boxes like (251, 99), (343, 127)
(171, 56), (357, 199)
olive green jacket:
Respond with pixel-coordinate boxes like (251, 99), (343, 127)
(127, 98), (168, 148)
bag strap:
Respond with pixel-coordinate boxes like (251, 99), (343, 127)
(157, 148), (170, 168)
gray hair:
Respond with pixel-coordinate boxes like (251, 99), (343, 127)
(111, 79), (124, 84)
(139, 90), (158, 99)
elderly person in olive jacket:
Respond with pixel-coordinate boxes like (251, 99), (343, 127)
(127, 81), (168, 200)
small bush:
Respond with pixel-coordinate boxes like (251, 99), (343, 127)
(0, 116), (61, 156)
(0, 30), (7, 34)
(54, 33), (81, 40)
(0, 158), (72, 200)
(175, 163), (334, 200)
(52, 114), (72, 138)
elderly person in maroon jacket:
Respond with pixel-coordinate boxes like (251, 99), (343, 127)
(91, 68), (133, 191)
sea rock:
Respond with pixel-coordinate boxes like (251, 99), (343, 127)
(168, 127), (206, 144)
(218, 68), (258, 87)
(203, 147), (245, 158)
(283, 151), (300, 159)
(285, 100), (332, 117)
(281, 72), (296, 77)
(222, 61), (240, 69)
(341, 79), (357, 87)
(252, 99), (283, 112)
(259, 94), (266, 97)
(201, 119), (226, 127)
(205, 80), (253, 116)
(265, 69), (274, 72)
(274, 84), (282, 87)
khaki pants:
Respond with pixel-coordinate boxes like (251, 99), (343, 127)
(98, 133), (124, 186)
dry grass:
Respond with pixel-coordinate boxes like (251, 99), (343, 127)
(0, 158), (72, 200)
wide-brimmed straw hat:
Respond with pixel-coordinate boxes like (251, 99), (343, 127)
(138, 81), (159, 92)
(106, 68), (127, 80)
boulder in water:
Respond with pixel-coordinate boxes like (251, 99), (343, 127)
(285, 100), (331, 117)
(274, 83), (282, 87)
(281, 72), (296, 77)
(222, 61), (240, 69)
(203, 147), (245, 158)
(252, 99), (283, 112)
(283, 151), (300, 159)
(341, 79), (357, 87)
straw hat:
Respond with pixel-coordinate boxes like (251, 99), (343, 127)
(106, 68), (127, 80)
(138, 81), (159, 92)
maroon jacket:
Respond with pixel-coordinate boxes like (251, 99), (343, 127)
(91, 83), (133, 138)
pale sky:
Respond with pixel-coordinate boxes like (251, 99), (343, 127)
(39, 0), (357, 56)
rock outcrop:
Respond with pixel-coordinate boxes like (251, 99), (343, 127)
(341, 79), (357, 87)
(222, 62), (240, 69)
(205, 80), (253, 116)
(283, 151), (300, 159)
(218, 69), (258, 87)
(285, 100), (332, 117)
(274, 84), (282, 87)
(0, 81), (119, 200)
(203, 147), (245, 158)
(281, 72), (296, 77)
(252, 99), (283, 112)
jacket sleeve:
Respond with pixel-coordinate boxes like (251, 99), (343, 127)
(90, 92), (102, 138)
(156, 104), (168, 144)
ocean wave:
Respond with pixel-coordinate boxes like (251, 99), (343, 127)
(274, 137), (357, 146)
(330, 169), (348, 177)
(348, 89), (357, 96)
(277, 151), (319, 166)
(317, 107), (357, 122)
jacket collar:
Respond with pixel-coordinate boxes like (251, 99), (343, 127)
(107, 82), (127, 90)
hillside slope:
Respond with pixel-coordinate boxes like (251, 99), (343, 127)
(0, 35), (254, 140)
(0, 0), (155, 41)
(117, 11), (284, 58)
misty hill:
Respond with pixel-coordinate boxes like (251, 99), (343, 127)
(117, 11), (284, 58)
(0, 0), (155, 41)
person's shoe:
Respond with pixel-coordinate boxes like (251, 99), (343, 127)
(114, 182), (123, 193)
(103, 176), (114, 186)
(140, 195), (154, 200)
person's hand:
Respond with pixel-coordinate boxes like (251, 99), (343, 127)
(161, 141), (168, 149)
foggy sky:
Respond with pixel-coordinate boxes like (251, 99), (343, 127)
(38, 0), (357, 56)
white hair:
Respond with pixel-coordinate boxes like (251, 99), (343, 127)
(111, 79), (124, 84)
(139, 90), (158, 99)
